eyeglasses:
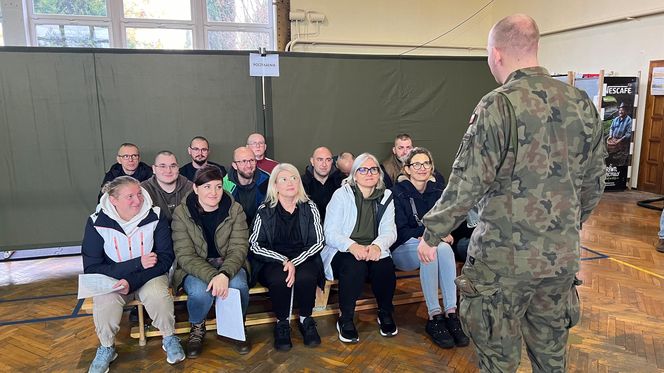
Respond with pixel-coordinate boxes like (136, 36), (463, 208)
(247, 141), (265, 147)
(276, 175), (298, 184)
(155, 164), (178, 170)
(407, 161), (432, 170)
(233, 159), (256, 166)
(118, 154), (139, 160)
(190, 147), (209, 153)
(356, 167), (380, 175)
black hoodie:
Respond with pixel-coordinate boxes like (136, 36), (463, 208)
(301, 165), (343, 223)
(98, 162), (153, 201)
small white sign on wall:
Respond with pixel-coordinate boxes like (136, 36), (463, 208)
(652, 67), (664, 96)
(249, 53), (280, 77)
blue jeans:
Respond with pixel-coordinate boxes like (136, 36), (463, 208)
(183, 268), (249, 324)
(659, 209), (664, 239)
(392, 238), (457, 317)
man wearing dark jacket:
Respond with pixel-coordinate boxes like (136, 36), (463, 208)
(223, 147), (269, 226)
(141, 151), (193, 222)
(99, 143), (153, 200)
(301, 147), (343, 222)
(180, 136), (227, 181)
(381, 134), (414, 189)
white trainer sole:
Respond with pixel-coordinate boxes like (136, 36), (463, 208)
(336, 321), (359, 343)
(377, 317), (399, 337)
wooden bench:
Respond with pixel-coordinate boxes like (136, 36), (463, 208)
(80, 271), (424, 346)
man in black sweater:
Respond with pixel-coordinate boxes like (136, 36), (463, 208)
(301, 146), (344, 222)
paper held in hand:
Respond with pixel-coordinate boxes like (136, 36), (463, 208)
(77, 273), (125, 299)
(215, 288), (246, 341)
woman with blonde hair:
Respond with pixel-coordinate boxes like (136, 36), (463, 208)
(249, 163), (325, 351)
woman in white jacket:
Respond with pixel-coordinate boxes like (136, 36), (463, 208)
(321, 153), (397, 343)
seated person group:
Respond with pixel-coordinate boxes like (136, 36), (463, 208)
(83, 133), (475, 372)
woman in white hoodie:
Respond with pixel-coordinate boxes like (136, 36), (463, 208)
(82, 176), (184, 373)
(321, 153), (398, 344)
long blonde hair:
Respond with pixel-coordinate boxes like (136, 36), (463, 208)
(264, 163), (309, 208)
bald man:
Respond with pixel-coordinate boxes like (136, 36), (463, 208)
(417, 14), (606, 372)
(301, 147), (344, 222)
(247, 133), (278, 174)
(223, 146), (270, 225)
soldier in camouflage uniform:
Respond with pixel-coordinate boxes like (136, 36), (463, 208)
(416, 14), (607, 373)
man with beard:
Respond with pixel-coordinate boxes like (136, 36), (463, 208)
(301, 146), (344, 222)
(381, 134), (414, 188)
(247, 133), (279, 174)
(180, 136), (227, 181)
(99, 143), (153, 200)
(141, 151), (193, 222)
(223, 147), (269, 226)
(607, 103), (633, 166)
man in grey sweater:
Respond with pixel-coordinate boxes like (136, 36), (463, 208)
(142, 151), (193, 222)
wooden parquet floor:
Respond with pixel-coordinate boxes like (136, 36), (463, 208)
(1, 190), (663, 372)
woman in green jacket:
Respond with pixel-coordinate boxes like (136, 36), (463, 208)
(171, 165), (251, 357)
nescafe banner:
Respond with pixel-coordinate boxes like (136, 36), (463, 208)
(601, 76), (638, 191)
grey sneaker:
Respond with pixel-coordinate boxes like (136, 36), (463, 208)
(88, 346), (117, 373)
(162, 335), (186, 365)
(657, 238), (664, 253)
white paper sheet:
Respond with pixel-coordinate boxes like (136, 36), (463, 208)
(77, 273), (124, 299)
(215, 288), (246, 341)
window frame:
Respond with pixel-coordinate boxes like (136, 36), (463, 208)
(23, 0), (275, 50)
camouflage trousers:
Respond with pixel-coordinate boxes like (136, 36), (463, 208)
(455, 258), (581, 373)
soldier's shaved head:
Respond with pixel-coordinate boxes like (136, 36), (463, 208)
(487, 14), (540, 84)
(488, 14), (539, 55)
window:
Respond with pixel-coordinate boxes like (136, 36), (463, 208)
(35, 24), (110, 47)
(205, 0), (272, 51)
(0, 7), (4, 46)
(23, 0), (274, 50)
(28, 0), (111, 47)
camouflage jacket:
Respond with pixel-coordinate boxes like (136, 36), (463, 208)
(422, 66), (607, 279)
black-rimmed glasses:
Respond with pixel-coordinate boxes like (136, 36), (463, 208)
(407, 161), (432, 170)
(357, 166), (380, 175)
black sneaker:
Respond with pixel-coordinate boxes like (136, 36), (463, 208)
(298, 317), (321, 347)
(336, 317), (359, 343)
(376, 310), (398, 337)
(445, 313), (470, 347)
(426, 314), (454, 349)
(273, 320), (292, 351)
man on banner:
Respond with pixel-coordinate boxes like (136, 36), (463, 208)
(607, 103), (633, 166)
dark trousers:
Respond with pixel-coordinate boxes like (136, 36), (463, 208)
(258, 259), (320, 320)
(331, 252), (396, 319)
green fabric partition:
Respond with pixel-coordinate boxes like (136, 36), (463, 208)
(0, 51), (103, 250)
(95, 53), (258, 169)
(271, 55), (498, 175)
(0, 50), (496, 251)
